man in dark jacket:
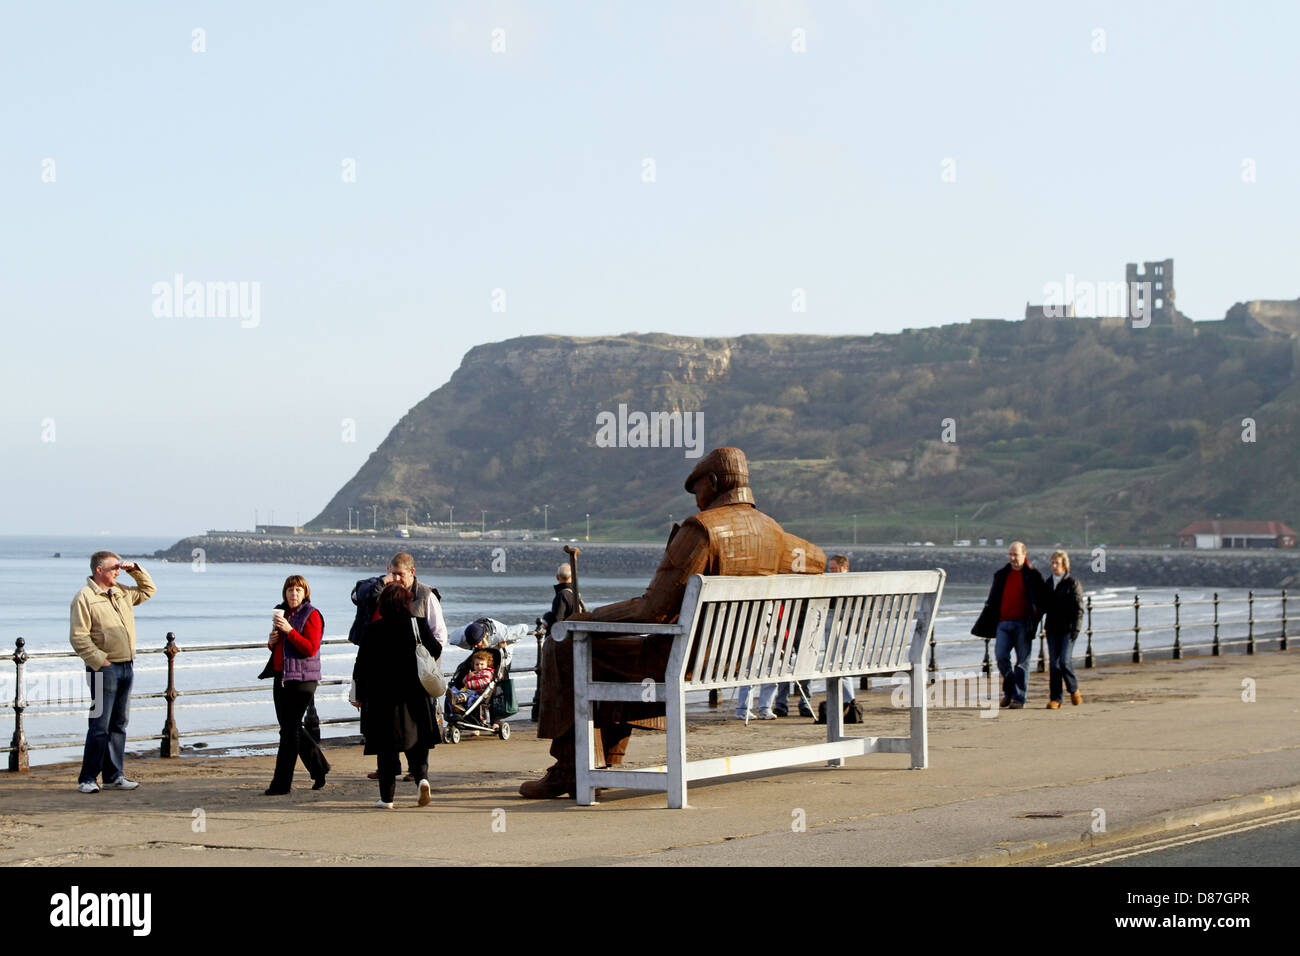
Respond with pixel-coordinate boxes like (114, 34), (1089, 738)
(542, 563), (580, 633)
(971, 541), (1045, 709)
(348, 552), (446, 653)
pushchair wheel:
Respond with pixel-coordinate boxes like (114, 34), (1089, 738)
(447, 725), (461, 744)
(497, 721), (510, 740)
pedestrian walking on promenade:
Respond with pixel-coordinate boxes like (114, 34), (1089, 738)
(69, 551), (157, 793)
(351, 584), (441, 808)
(350, 552), (447, 781)
(1042, 550), (1085, 709)
(971, 541), (1045, 709)
(264, 574), (331, 795)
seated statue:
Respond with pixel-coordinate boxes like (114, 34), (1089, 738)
(519, 446), (827, 799)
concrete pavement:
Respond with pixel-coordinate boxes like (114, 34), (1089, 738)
(1, 650), (1297, 866)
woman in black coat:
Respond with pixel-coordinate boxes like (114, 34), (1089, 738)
(1042, 550), (1086, 709)
(351, 583), (442, 808)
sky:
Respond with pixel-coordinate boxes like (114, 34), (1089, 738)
(2, 1), (1297, 536)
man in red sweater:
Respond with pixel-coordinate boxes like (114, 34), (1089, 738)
(970, 541), (1045, 709)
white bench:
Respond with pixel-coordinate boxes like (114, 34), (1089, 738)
(551, 569), (946, 808)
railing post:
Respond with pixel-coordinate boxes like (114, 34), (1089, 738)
(160, 633), (181, 758)
(1172, 594), (1182, 660)
(8, 638), (29, 773)
(981, 636), (992, 677)
(1282, 589), (1288, 652)
(1132, 593), (1142, 663)
(927, 628), (938, 684)
(1084, 596), (1094, 668)
(1212, 592), (1220, 656)
(1247, 590), (1255, 655)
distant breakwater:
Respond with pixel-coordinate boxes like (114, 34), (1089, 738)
(152, 534), (1300, 589)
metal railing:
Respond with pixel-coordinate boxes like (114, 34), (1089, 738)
(5, 629), (546, 773)
(6, 590), (1290, 769)
(923, 589), (1288, 683)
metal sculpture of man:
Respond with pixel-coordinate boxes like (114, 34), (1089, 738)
(520, 446), (827, 799)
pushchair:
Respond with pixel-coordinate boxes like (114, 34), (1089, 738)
(442, 644), (514, 743)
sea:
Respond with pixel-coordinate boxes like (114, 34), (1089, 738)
(0, 535), (1281, 768)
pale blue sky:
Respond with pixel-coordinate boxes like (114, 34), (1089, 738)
(2, 1), (1296, 535)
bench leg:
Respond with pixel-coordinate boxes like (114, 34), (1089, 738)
(666, 686), (687, 809)
(909, 670), (928, 769)
(573, 637), (598, 805)
(825, 676), (845, 767)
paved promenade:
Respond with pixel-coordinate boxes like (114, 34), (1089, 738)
(2, 651), (1297, 866)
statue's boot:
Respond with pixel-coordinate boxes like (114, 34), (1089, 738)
(518, 725), (632, 798)
(518, 733), (576, 799)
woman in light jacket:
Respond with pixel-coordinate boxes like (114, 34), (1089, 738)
(265, 574), (331, 794)
(1042, 551), (1085, 709)
(351, 583), (441, 808)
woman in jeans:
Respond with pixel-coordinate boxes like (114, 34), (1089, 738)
(265, 574), (331, 794)
(1042, 551), (1085, 709)
(351, 583), (441, 808)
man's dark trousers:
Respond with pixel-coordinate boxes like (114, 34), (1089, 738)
(994, 620), (1034, 704)
(79, 661), (133, 785)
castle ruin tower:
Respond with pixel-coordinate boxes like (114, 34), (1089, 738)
(1125, 258), (1186, 325)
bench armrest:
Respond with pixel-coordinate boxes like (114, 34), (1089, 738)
(550, 621), (685, 642)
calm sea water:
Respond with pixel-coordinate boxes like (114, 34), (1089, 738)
(0, 535), (1278, 767)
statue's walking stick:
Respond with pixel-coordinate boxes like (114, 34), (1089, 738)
(563, 545), (582, 613)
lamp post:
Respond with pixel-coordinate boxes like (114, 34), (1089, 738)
(449, 506), (454, 536)
(481, 510), (486, 535)
(347, 506), (352, 531)
(543, 504), (549, 535)
(586, 513), (590, 541)
(371, 504), (377, 530)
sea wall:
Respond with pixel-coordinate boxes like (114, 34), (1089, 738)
(152, 535), (1300, 589)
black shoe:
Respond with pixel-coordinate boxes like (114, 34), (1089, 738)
(312, 775), (327, 791)
(264, 786), (290, 796)
(771, 708), (788, 718)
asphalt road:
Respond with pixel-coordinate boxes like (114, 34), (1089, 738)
(1031, 807), (1300, 867)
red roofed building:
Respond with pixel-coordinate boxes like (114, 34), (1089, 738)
(1178, 520), (1297, 549)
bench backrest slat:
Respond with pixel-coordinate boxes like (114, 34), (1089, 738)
(677, 570), (945, 689)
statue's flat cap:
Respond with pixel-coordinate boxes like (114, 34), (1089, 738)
(684, 447), (749, 492)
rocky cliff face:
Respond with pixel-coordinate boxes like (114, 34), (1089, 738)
(309, 323), (1300, 546)
(1226, 299), (1300, 338)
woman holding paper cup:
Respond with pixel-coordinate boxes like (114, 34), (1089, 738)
(264, 574), (331, 795)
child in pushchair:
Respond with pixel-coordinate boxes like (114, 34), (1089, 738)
(443, 619), (517, 743)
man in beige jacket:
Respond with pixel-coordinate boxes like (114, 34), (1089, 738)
(70, 550), (157, 793)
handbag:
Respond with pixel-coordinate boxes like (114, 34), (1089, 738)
(412, 619), (448, 697)
(491, 677), (519, 719)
